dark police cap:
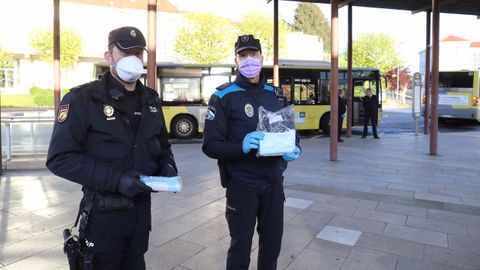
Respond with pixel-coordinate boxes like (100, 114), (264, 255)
(235, 35), (262, 54)
(108, 26), (146, 52)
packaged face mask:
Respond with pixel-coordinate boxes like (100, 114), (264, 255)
(256, 105), (296, 157)
(140, 176), (182, 192)
(258, 130), (296, 156)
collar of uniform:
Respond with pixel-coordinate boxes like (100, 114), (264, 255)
(234, 71), (265, 92)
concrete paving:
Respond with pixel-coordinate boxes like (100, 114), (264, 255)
(1, 129), (480, 269)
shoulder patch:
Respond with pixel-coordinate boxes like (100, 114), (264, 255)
(213, 83), (245, 99)
(263, 84), (275, 92)
(215, 82), (233, 90)
(57, 104), (69, 123)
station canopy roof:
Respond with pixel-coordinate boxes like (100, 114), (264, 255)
(282, 0), (480, 17)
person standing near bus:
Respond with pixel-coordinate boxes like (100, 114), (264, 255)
(338, 89), (346, 142)
(46, 26), (178, 269)
(202, 34), (301, 270)
(362, 88), (380, 139)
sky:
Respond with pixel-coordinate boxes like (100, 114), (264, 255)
(170, 0), (480, 72)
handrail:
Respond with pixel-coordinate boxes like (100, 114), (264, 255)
(1, 118), (54, 170)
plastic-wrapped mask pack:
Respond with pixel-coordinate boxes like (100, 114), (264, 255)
(140, 176), (182, 192)
(256, 105), (296, 156)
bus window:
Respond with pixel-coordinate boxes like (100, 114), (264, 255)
(319, 78), (330, 105)
(439, 72), (474, 88)
(294, 79), (315, 105)
(202, 75), (230, 104)
(282, 84), (292, 103)
(160, 77), (201, 103)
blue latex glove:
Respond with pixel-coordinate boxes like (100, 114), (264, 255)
(242, 131), (265, 154)
(341, 114), (346, 119)
(283, 146), (301, 162)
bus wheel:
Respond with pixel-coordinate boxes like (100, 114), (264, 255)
(172, 115), (197, 139)
(320, 113), (330, 135)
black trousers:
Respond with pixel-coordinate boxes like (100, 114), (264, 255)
(80, 195), (151, 270)
(338, 116), (344, 140)
(363, 112), (378, 137)
(225, 180), (284, 270)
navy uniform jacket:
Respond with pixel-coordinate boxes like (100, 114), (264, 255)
(46, 72), (176, 194)
(202, 74), (295, 188)
(362, 94), (378, 115)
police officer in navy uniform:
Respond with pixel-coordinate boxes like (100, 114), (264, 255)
(337, 89), (347, 142)
(202, 35), (301, 270)
(47, 26), (177, 269)
(361, 88), (380, 139)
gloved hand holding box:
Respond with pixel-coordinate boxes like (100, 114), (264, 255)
(140, 176), (182, 192)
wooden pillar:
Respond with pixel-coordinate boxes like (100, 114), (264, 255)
(330, 0), (339, 161)
(53, 0), (61, 112)
(147, 0), (157, 90)
(430, 0), (439, 155)
(346, 3), (353, 137)
(424, 11), (431, 135)
(273, 0), (279, 87)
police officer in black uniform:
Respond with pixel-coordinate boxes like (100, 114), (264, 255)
(338, 89), (347, 142)
(47, 26), (177, 269)
(202, 35), (301, 270)
(362, 88), (380, 139)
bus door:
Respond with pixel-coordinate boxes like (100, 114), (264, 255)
(352, 78), (380, 125)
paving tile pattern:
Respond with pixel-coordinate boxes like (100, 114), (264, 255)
(1, 130), (480, 269)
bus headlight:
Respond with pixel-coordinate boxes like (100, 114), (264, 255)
(473, 96), (478, 106)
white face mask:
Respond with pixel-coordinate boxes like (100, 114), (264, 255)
(113, 55), (146, 83)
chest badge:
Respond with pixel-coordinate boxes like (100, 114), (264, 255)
(103, 105), (115, 121)
(244, 103), (254, 118)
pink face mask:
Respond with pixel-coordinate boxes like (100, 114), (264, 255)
(238, 57), (262, 78)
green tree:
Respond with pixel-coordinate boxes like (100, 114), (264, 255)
(292, 3), (331, 53)
(344, 32), (403, 73)
(238, 12), (289, 62)
(175, 13), (235, 64)
(29, 28), (82, 69)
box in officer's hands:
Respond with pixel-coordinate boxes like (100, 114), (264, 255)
(257, 105), (296, 157)
(140, 176), (182, 192)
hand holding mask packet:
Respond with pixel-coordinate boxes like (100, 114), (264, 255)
(256, 105), (296, 156)
(140, 175), (182, 192)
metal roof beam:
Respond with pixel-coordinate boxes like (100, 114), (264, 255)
(339, 0), (360, 9)
(411, 0), (458, 14)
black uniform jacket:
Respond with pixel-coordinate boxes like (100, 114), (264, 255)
(202, 73), (297, 188)
(339, 96), (346, 116)
(46, 72), (176, 194)
(362, 94), (378, 115)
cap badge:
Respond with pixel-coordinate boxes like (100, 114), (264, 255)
(130, 30), (136, 37)
(241, 35), (249, 42)
(244, 103), (254, 118)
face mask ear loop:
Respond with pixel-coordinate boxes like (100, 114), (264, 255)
(110, 52), (117, 68)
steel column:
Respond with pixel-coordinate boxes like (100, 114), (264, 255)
(424, 11), (431, 135)
(273, 0), (279, 87)
(346, 3), (353, 137)
(430, 0), (439, 155)
(53, 0), (61, 112)
(330, 0), (339, 161)
(147, 0), (157, 90)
